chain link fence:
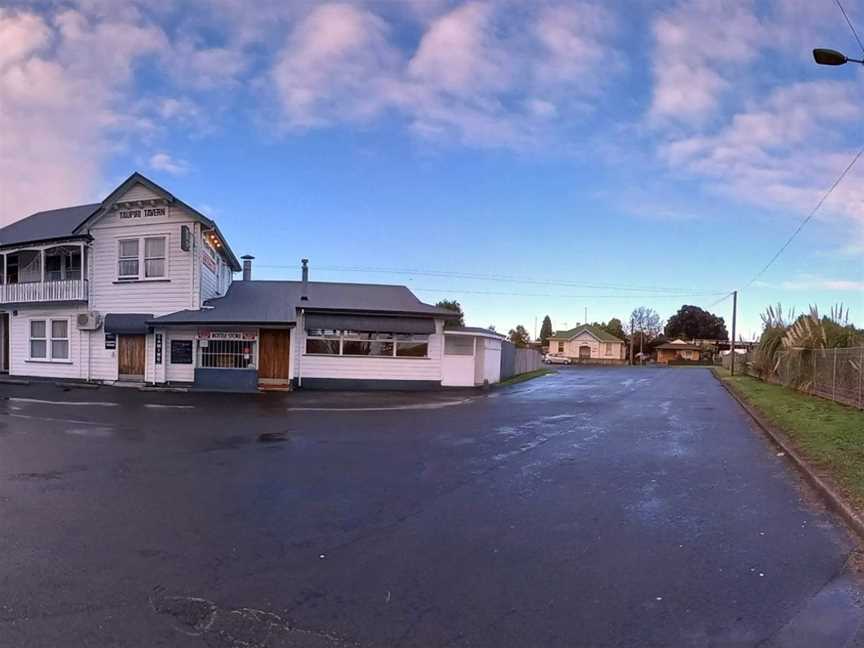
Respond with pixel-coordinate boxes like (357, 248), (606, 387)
(726, 347), (864, 410)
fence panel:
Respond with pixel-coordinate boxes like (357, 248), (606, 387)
(514, 348), (542, 375)
(736, 346), (864, 410)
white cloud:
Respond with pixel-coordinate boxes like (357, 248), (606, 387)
(649, 1), (763, 124)
(657, 80), (864, 224)
(774, 276), (864, 291)
(272, 3), (401, 129)
(269, 1), (619, 148)
(0, 7), (166, 225)
(148, 152), (191, 175)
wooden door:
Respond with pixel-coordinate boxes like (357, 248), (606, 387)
(258, 329), (291, 383)
(118, 335), (146, 379)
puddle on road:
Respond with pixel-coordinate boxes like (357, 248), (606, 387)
(151, 589), (359, 647)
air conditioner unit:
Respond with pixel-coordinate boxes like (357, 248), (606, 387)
(76, 312), (102, 330)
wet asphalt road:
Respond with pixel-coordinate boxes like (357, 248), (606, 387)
(0, 368), (862, 647)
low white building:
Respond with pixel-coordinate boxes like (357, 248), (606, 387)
(441, 327), (505, 387)
(0, 172), (472, 391)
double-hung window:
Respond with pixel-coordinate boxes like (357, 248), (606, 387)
(29, 319), (69, 361)
(144, 237), (166, 278)
(118, 239), (140, 279)
(118, 236), (167, 280)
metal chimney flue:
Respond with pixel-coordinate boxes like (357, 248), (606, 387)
(300, 258), (309, 301)
(241, 255), (254, 281)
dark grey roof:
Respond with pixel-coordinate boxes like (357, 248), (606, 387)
(0, 203), (99, 248)
(446, 326), (505, 338)
(149, 280), (458, 326)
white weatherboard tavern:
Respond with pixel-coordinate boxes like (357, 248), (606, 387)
(0, 172), (476, 391)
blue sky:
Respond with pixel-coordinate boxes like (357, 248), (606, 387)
(1, 0), (862, 339)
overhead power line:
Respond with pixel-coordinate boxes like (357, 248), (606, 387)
(257, 263), (729, 296)
(743, 144), (864, 290)
(410, 287), (727, 300)
(835, 0), (864, 55)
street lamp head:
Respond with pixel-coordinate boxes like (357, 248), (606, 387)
(813, 48), (849, 65)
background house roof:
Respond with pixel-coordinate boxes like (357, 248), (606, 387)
(547, 324), (624, 343)
(0, 203), (99, 248)
(149, 280), (457, 325)
(655, 342), (703, 351)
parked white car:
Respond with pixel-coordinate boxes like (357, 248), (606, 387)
(544, 354), (572, 365)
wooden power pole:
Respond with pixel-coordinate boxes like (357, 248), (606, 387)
(730, 290), (738, 376)
(629, 317), (635, 366)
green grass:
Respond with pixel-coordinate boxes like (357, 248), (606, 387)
(499, 368), (555, 386)
(714, 368), (864, 508)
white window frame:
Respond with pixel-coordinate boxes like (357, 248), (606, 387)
(144, 236), (167, 278)
(304, 329), (430, 359)
(116, 234), (169, 281)
(27, 317), (71, 362)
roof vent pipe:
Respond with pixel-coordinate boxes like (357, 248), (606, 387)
(241, 255), (254, 281)
(301, 258), (309, 301)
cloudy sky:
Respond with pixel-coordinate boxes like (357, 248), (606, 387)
(1, 0), (862, 338)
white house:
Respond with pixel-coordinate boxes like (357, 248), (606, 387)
(546, 324), (626, 365)
(0, 172), (468, 391)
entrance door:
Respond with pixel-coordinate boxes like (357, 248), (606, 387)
(258, 329), (291, 385)
(579, 345), (591, 360)
(118, 334), (146, 380)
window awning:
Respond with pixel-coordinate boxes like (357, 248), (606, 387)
(304, 313), (436, 334)
(104, 313), (154, 335)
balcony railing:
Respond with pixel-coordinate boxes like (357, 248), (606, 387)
(0, 279), (89, 304)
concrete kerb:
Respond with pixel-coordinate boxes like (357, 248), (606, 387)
(712, 369), (864, 542)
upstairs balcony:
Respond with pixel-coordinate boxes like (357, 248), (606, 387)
(0, 244), (89, 306)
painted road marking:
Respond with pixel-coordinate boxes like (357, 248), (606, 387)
(7, 413), (110, 426)
(9, 397), (118, 407)
(144, 404), (195, 410)
(286, 398), (474, 413)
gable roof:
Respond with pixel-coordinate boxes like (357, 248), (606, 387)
(547, 324), (624, 343)
(0, 172), (240, 271)
(76, 172), (241, 271)
(0, 203), (100, 248)
(149, 280), (458, 326)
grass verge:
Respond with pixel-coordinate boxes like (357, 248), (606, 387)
(499, 368), (555, 386)
(714, 367), (864, 510)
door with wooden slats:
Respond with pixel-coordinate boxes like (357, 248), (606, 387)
(118, 335), (146, 379)
(258, 329), (291, 384)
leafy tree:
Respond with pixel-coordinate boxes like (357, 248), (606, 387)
(603, 317), (626, 341)
(508, 325), (531, 347)
(626, 306), (663, 339)
(435, 299), (464, 328)
(664, 305), (728, 340)
(539, 315), (553, 344)
(488, 324), (497, 332)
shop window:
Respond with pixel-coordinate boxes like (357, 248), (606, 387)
(199, 339), (255, 368)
